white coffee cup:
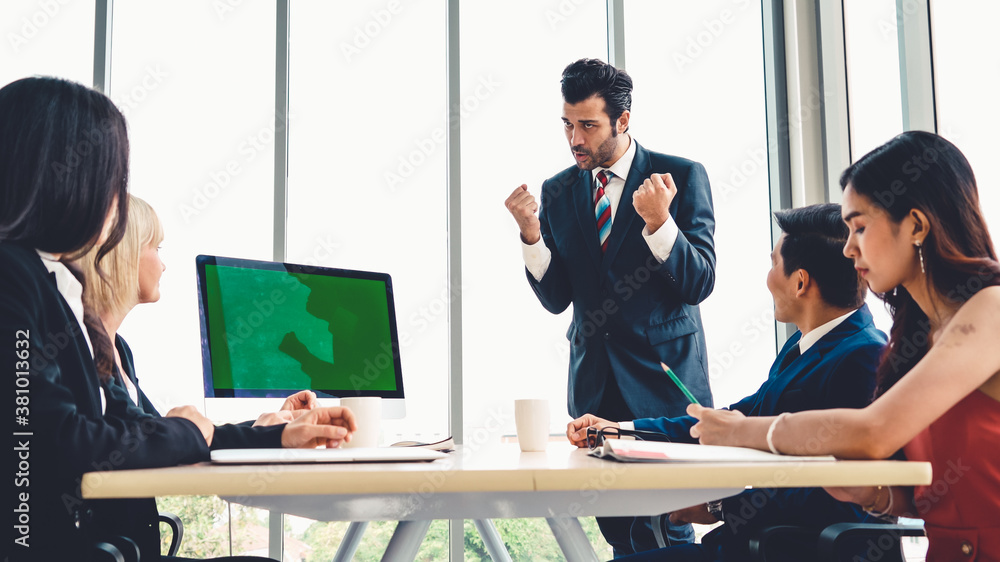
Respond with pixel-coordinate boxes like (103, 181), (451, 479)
(514, 399), (550, 452)
(340, 397), (381, 448)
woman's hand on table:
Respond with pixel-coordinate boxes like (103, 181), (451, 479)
(280, 406), (358, 448)
(167, 405), (215, 446)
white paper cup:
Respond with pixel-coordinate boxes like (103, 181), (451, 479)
(340, 397), (381, 448)
(514, 399), (550, 452)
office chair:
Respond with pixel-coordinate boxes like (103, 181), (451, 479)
(160, 511), (185, 557)
(747, 522), (926, 562)
(89, 512), (183, 562)
(817, 523), (926, 562)
(92, 536), (140, 562)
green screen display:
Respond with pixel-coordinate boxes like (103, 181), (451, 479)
(202, 263), (399, 395)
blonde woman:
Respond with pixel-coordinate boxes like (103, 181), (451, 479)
(79, 195), (315, 422)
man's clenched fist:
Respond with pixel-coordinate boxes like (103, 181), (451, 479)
(505, 184), (541, 244)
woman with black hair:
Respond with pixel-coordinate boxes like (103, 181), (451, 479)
(689, 131), (1000, 561)
(1, 77), (356, 561)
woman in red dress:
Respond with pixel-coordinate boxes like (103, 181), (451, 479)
(689, 131), (1000, 561)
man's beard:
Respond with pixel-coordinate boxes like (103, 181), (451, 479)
(573, 133), (618, 171)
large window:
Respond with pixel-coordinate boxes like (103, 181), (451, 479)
(624, 0), (775, 406)
(932, 0), (1000, 237)
(0, 1), (94, 87)
(287, 0), (449, 441)
(460, 0), (608, 436)
(843, 0), (903, 334)
(110, 1), (277, 415)
(843, 0), (904, 160)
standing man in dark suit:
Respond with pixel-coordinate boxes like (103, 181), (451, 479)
(504, 58), (717, 555)
(567, 204), (888, 561)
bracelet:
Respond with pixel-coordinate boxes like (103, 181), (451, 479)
(766, 412), (788, 455)
(864, 485), (894, 517)
(861, 485), (885, 512)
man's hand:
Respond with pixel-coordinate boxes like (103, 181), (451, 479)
(669, 503), (719, 525)
(252, 410), (296, 427)
(166, 405), (215, 446)
(633, 173), (678, 233)
(280, 406), (358, 449)
(281, 390), (318, 412)
(566, 413), (619, 448)
(505, 184), (541, 244)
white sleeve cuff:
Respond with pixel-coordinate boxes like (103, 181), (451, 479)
(618, 421), (636, 440)
(642, 216), (679, 264)
(521, 237), (552, 282)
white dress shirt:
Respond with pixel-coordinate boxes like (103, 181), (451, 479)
(118, 361), (140, 405)
(36, 250), (105, 413)
(521, 136), (680, 281)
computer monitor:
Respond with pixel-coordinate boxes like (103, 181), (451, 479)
(195, 255), (405, 419)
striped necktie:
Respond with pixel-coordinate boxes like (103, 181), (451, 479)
(594, 169), (613, 253)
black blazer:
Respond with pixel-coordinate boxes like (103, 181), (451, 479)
(113, 335), (161, 417)
(2, 242), (283, 561)
(528, 141), (717, 419)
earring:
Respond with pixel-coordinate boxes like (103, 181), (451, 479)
(915, 241), (925, 274)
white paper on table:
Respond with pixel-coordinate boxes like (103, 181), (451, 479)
(588, 439), (836, 463)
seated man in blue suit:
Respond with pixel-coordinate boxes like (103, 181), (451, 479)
(567, 203), (888, 561)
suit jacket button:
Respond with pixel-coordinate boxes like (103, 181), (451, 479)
(961, 541), (974, 556)
(603, 332), (611, 340)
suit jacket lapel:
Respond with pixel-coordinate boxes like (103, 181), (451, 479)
(750, 332), (802, 415)
(602, 142), (648, 270)
(754, 306), (873, 414)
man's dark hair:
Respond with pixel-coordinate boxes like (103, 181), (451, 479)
(0, 76), (129, 258)
(774, 203), (865, 309)
(560, 58), (632, 132)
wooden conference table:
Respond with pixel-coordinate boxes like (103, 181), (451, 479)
(82, 443), (932, 561)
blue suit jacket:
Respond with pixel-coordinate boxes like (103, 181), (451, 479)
(528, 141), (717, 419)
(634, 305), (887, 554)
